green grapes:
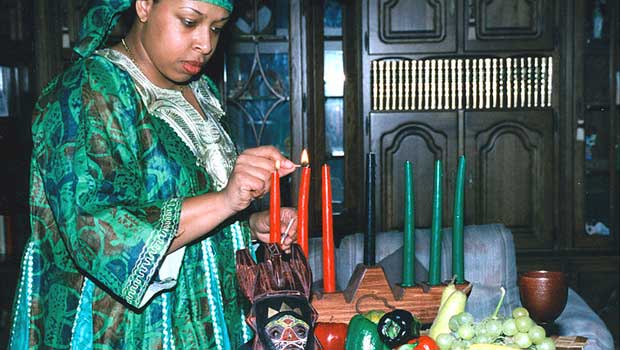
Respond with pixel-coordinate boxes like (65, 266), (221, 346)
(451, 341), (467, 350)
(449, 316), (461, 332)
(456, 312), (474, 326)
(528, 325), (546, 344)
(514, 332), (533, 348)
(512, 307), (529, 318)
(438, 306), (558, 350)
(457, 324), (475, 340)
(515, 316), (534, 332)
(485, 319), (503, 338)
(502, 318), (518, 336)
(436, 333), (455, 350)
(537, 338), (556, 350)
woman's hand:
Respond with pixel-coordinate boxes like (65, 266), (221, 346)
(249, 208), (298, 252)
(222, 146), (296, 213)
(168, 146), (294, 254)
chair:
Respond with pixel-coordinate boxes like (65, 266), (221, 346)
(307, 224), (614, 350)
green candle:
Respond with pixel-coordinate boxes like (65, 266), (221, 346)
(402, 161), (415, 286)
(429, 159), (443, 286)
(453, 156), (466, 284)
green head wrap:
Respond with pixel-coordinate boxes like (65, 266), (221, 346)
(74, 0), (234, 58)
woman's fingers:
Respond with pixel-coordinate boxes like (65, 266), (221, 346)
(248, 209), (298, 252)
(241, 146), (296, 173)
(223, 146), (295, 214)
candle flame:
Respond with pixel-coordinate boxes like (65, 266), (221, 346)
(275, 160), (281, 171)
(300, 149), (309, 167)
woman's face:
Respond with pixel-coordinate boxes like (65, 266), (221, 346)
(137, 0), (229, 85)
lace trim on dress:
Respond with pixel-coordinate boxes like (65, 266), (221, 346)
(95, 48), (237, 190)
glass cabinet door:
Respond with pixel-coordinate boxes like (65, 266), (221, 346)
(574, 0), (619, 249)
(224, 0), (303, 207)
(225, 0), (293, 156)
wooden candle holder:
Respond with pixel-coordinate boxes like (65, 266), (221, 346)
(311, 264), (471, 324)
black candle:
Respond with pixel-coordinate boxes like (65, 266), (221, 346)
(364, 152), (376, 266)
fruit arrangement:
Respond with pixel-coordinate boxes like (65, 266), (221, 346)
(315, 280), (558, 350)
(432, 287), (556, 350)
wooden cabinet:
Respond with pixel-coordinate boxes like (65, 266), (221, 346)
(464, 110), (554, 250)
(367, 0), (457, 54)
(360, 0), (619, 340)
(367, 0), (555, 55)
(464, 0), (555, 51)
(362, 0), (557, 242)
(370, 111), (458, 231)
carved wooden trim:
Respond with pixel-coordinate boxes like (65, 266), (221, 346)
(371, 56), (553, 111)
(379, 0), (446, 43)
(476, 0), (544, 39)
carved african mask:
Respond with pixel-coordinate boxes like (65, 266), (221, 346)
(257, 296), (311, 350)
(236, 244), (320, 350)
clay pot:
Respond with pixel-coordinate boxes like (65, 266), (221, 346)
(518, 270), (568, 324)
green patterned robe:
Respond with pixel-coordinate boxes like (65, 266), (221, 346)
(9, 49), (253, 349)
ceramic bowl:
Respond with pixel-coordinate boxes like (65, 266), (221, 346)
(518, 270), (568, 323)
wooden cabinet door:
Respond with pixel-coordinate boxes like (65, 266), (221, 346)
(367, 0), (457, 54)
(370, 112), (458, 231)
(464, 0), (555, 52)
(464, 110), (555, 249)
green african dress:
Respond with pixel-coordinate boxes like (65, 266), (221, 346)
(9, 48), (253, 350)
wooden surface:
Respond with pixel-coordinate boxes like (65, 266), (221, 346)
(553, 336), (588, 349)
(311, 264), (470, 324)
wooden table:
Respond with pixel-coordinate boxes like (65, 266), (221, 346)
(554, 336), (588, 349)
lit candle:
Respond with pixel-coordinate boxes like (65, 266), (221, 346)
(269, 160), (281, 244)
(297, 149), (311, 257)
(322, 164), (336, 292)
(364, 153), (376, 266)
(429, 159), (443, 286)
(453, 156), (466, 283)
(402, 160), (415, 286)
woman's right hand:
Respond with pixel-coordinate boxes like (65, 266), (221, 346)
(222, 146), (296, 213)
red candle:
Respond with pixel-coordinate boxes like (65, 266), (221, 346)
(322, 164), (336, 292)
(297, 149), (311, 257)
(269, 160), (281, 244)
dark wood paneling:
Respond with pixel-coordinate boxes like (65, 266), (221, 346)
(370, 112), (457, 231)
(465, 110), (554, 250)
(368, 0), (457, 54)
(567, 256), (620, 344)
(343, 0), (365, 235)
(465, 0), (555, 52)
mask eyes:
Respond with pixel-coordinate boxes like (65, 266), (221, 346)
(267, 325), (283, 339)
(293, 325), (308, 338)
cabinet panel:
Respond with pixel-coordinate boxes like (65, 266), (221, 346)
(370, 112), (457, 231)
(368, 0), (457, 54)
(465, 111), (554, 249)
(465, 0), (555, 51)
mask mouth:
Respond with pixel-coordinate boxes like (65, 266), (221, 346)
(271, 341), (306, 350)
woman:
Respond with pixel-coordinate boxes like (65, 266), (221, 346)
(9, 0), (298, 348)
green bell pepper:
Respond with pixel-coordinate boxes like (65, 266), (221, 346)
(345, 314), (390, 350)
